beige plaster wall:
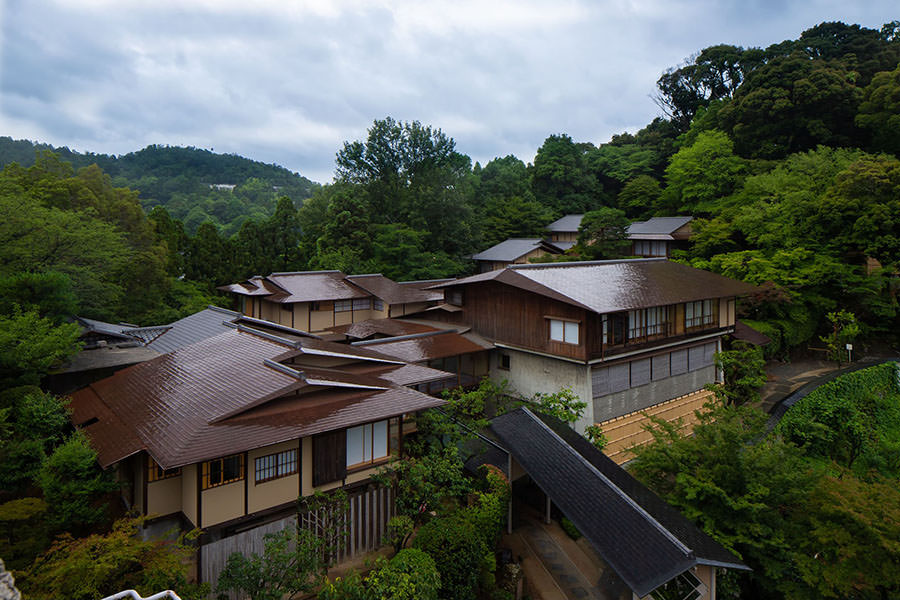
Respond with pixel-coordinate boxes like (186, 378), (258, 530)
(201, 480), (244, 528)
(147, 475), (182, 517)
(182, 464), (198, 526)
(247, 440), (301, 514)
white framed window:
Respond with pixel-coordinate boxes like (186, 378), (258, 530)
(549, 319), (579, 345)
(352, 298), (371, 310)
(346, 420), (389, 468)
(255, 448), (297, 484)
(334, 299), (352, 312)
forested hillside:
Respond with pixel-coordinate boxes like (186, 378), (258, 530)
(0, 138), (318, 235)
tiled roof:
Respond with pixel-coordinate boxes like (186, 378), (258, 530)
(70, 329), (446, 469)
(546, 214), (584, 232)
(266, 271), (370, 303)
(352, 330), (491, 363)
(440, 259), (757, 313)
(489, 408), (747, 597)
(329, 319), (440, 340)
(145, 306), (239, 353)
(627, 216), (693, 240)
(346, 274), (443, 304)
(471, 238), (562, 262)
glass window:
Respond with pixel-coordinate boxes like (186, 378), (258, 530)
(352, 298), (371, 310)
(550, 319), (564, 341)
(346, 420), (391, 469)
(334, 300), (352, 312)
(373, 299), (384, 311)
(564, 321), (579, 344)
(254, 448), (298, 484)
(202, 454), (244, 489)
(550, 319), (579, 344)
(685, 300), (714, 328)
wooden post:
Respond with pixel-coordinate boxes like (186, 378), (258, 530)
(545, 494), (551, 525)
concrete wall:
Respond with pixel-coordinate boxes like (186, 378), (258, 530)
(247, 440), (300, 514)
(490, 348), (593, 433)
(593, 364), (716, 422)
(147, 474), (182, 517)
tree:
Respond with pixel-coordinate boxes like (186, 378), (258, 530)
(661, 130), (746, 213)
(529, 387), (587, 425)
(531, 134), (606, 214)
(0, 271), (78, 323)
(216, 526), (328, 600)
(616, 175), (662, 218)
(575, 207), (630, 259)
(856, 65), (900, 155)
(36, 431), (118, 535)
(21, 517), (206, 600)
(0, 310), (80, 388)
(820, 309), (860, 365)
(629, 405), (820, 597)
(705, 342), (767, 406)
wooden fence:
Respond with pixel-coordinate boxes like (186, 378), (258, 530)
(201, 484), (394, 598)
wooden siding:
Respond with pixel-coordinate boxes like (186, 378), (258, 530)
(454, 280), (589, 361)
(313, 429), (346, 486)
(201, 484), (395, 596)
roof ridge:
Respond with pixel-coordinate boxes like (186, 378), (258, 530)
(206, 305), (241, 316)
(510, 257), (665, 269)
(522, 407), (693, 557)
(269, 270), (344, 276)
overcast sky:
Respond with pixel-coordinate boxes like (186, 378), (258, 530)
(1, 1), (896, 183)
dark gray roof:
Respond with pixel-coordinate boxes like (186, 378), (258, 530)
(546, 214), (584, 232)
(627, 216), (693, 240)
(440, 259), (757, 313)
(147, 306), (240, 353)
(471, 238), (562, 262)
(489, 408), (747, 597)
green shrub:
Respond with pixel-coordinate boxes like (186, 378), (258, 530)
(366, 548), (440, 600)
(414, 510), (487, 600)
(317, 570), (368, 600)
(560, 517), (582, 540)
(776, 362), (900, 477)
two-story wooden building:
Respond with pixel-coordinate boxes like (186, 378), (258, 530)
(219, 271), (443, 332)
(428, 259), (756, 462)
(68, 322), (451, 587)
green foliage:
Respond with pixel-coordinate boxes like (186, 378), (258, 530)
(0, 271), (78, 323)
(297, 489), (350, 567)
(630, 405), (820, 597)
(856, 65), (900, 155)
(661, 130), (746, 214)
(217, 526), (327, 600)
(776, 362), (900, 477)
(560, 516), (582, 540)
(374, 446), (473, 523)
(0, 498), (49, 571)
(575, 207), (630, 259)
(584, 424), (608, 451)
(317, 569), (369, 600)
(0, 310), (80, 388)
(36, 431), (118, 535)
(412, 378), (509, 453)
(705, 342), (767, 406)
(616, 175), (662, 218)
(384, 515), (414, 553)
(820, 309), (860, 365)
(529, 387), (586, 426)
(413, 508), (489, 600)
(20, 517), (206, 600)
(531, 134), (606, 214)
(365, 548), (441, 600)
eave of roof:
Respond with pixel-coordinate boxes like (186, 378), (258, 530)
(438, 259), (757, 314)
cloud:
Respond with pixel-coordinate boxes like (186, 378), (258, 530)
(1, 0), (898, 183)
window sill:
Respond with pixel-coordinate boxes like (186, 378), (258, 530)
(346, 456), (393, 474)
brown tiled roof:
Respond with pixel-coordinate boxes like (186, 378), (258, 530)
(354, 331), (490, 363)
(438, 259), (757, 314)
(732, 320), (772, 346)
(69, 329), (446, 469)
(267, 271), (370, 303)
(346, 274), (443, 304)
(329, 319), (440, 340)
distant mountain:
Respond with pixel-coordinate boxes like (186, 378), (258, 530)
(0, 137), (320, 234)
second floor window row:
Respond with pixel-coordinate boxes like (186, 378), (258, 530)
(628, 306), (669, 340)
(685, 300), (714, 329)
